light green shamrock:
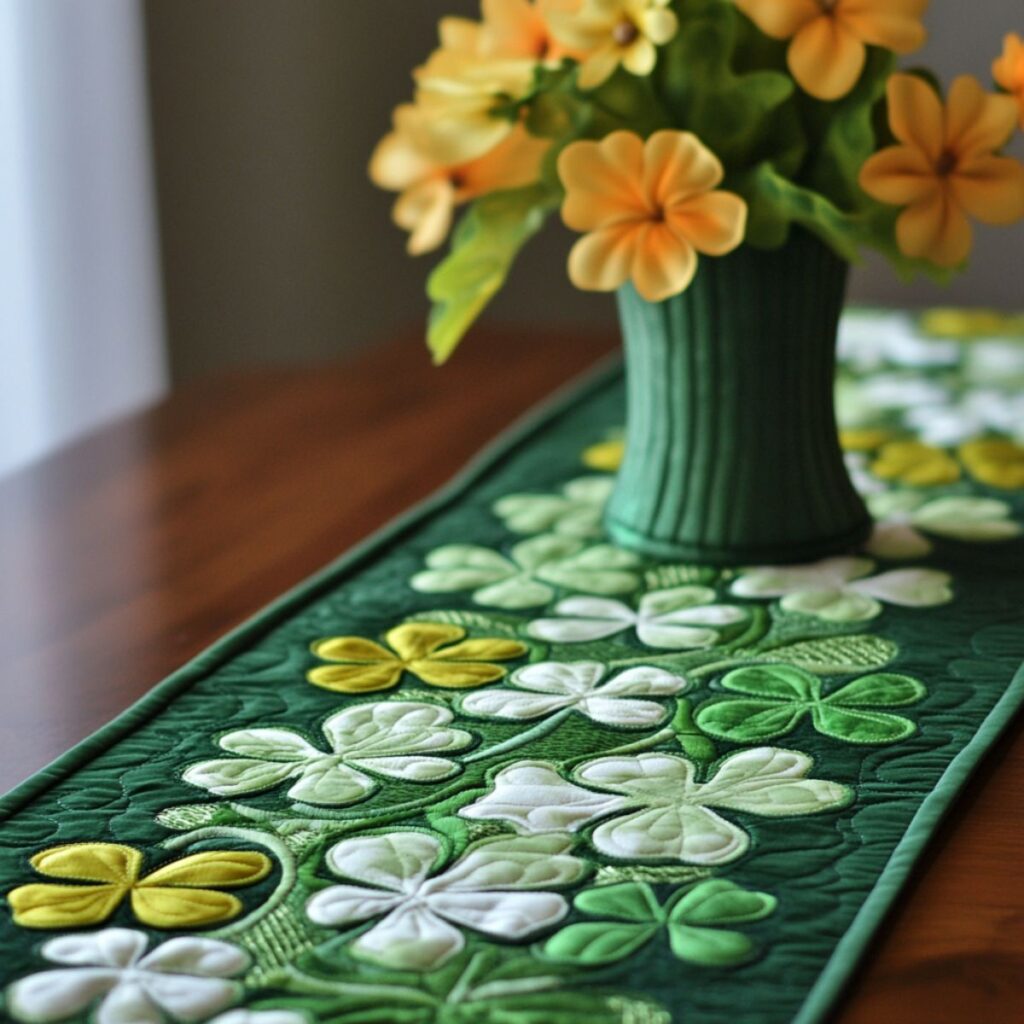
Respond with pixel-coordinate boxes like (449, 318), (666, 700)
(866, 491), (1022, 559)
(731, 556), (953, 623)
(543, 879), (776, 968)
(492, 476), (614, 539)
(411, 534), (643, 610)
(695, 665), (926, 745)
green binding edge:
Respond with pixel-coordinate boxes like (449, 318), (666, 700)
(0, 346), (1021, 1024)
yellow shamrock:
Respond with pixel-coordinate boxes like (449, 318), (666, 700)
(839, 429), (893, 453)
(307, 622), (527, 695)
(8, 843), (271, 929)
(871, 441), (961, 486)
(582, 437), (625, 471)
(960, 439), (1024, 490)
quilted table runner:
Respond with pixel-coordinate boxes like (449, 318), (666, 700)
(2, 308), (1023, 1024)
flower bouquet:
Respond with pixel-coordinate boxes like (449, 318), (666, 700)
(371, 0), (1024, 565)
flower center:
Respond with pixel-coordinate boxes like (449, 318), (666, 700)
(612, 19), (640, 47)
(935, 148), (959, 176)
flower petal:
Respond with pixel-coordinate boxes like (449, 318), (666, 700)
(838, 0), (928, 52)
(780, 588), (882, 623)
(886, 73), (944, 162)
(643, 130), (723, 207)
(323, 701), (472, 757)
(9, 884), (125, 929)
(352, 905), (465, 970)
(636, 621), (719, 649)
(459, 760), (628, 833)
(42, 929), (148, 967)
(350, 755), (461, 782)
(311, 637), (396, 664)
(558, 132), (648, 231)
(218, 728), (321, 763)
(325, 832), (442, 892)
(183, 758), (298, 798)
(137, 935), (249, 975)
(7, 969), (121, 1024)
(136, 975), (240, 1023)
(568, 224), (640, 293)
(788, 17), (866, 101)
(630, 222), (699, 302)
(944, 75), (1018, 158)
(429, 834), (585, 892)
(306, 663), (403, 694)
(387, 622), (468, 661)
(591, 805), (750, 864)
(411, 658), (513, 687)
(575, 752), (694, 798)
(471, 576), (556, 610)
(429, 891), (569, 937)
(732, 0), (820, 39)
(667, 191), (747, 256)
(859, 145), (938, 206)
(461, 690), (574, 719)
(513, 660), (605, 695)
(96, 982), (163, 1024)
(30, 844), (142, 885)
(578, 696), (672, 727)
(597, 666), (688, 697)
(949, 156), (1024, 226)
(131, 887), (243, 929)
(305, 884), (404, 927)
(850, 568), (953, 607)
(287, 761), (376, 806)
(138, 851), (271, 890)
(865, 522), (933, 560)
(432, 637), (529, 663)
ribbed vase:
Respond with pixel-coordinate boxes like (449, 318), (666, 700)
(605, 229), (871, 565)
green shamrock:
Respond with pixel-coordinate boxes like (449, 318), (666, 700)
(542, 880), (776, 968)
(695, 664), (926, 745)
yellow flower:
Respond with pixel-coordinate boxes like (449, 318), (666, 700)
(308, 623), (527, 694)
(406, 43), (537, 166)
(558, 130), (747, 302)
(920, 308), (1024, 339)
(839, 428), (892, 452)
(8, 844), (271, 930)
(371, 112), (548, 255)
(549, 0), (679, 90)
(960, 439), (1024, 490)
(860, 74), (1024, 269)
(994, 32), (1024, 130)
(583, 437), (625, 470)
(871, 440), (960, 486)
(733, 0), (928, 101)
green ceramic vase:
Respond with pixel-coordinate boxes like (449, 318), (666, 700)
(605, 228), (872, 565)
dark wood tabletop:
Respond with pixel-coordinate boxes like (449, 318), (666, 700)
(1, 327), (1021, 1022)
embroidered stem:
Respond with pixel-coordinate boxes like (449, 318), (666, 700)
(446, 951), (490, 1004)
(273, 965), (438, 1005)
(463, 706), (575, 764)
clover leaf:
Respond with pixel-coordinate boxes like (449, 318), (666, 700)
(696, 665), (926, 745)
(543, 879), (776, 968)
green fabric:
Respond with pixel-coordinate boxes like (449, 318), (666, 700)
(0, 309), (1022, 1024)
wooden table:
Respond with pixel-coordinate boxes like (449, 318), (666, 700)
(1, 328), (1021, 1022)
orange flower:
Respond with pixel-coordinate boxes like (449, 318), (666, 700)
(558, 130), (747, 302)
(371, 111), (549, 255)
(994, 31), (1024, 130)
(860, 74), (1024, 268)
(442, 0), (583, 62)
(733, 0), (929, 101)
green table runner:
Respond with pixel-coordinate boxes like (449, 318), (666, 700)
(2, 309), (1023, 1024)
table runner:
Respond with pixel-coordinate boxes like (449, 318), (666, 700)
(1, 309), (1022, 1024)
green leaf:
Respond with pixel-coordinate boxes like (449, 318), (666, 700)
(826, 673), (927, 708)
(801, 48), (895, 208)
(667, 880), (777, 927)
(542, 921), (658, 966)
(666, 923), (756, 967)
(695, 699), (806, 743)
(656, 0), (796, 171)
(733, 161), (864, 260)
(669, 699), (717, 762)
(427, 184), (557, 364)
(574, 881), (662, 924)
(721, 665), (819, 701)
(753, 635), (897, 674)
(812, 705), (917, 744)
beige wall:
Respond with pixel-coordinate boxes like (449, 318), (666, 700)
(146, 1), (1023, 381)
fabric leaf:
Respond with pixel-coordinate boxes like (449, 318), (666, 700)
(573, 882), (662, 924)
(811, 705), (917, 744)
(667, 922), (755, 967)
(543, 921), (658, 966)
(695, 700), (807, 743)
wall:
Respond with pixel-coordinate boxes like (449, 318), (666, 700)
(145, 1), (1024, 381)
